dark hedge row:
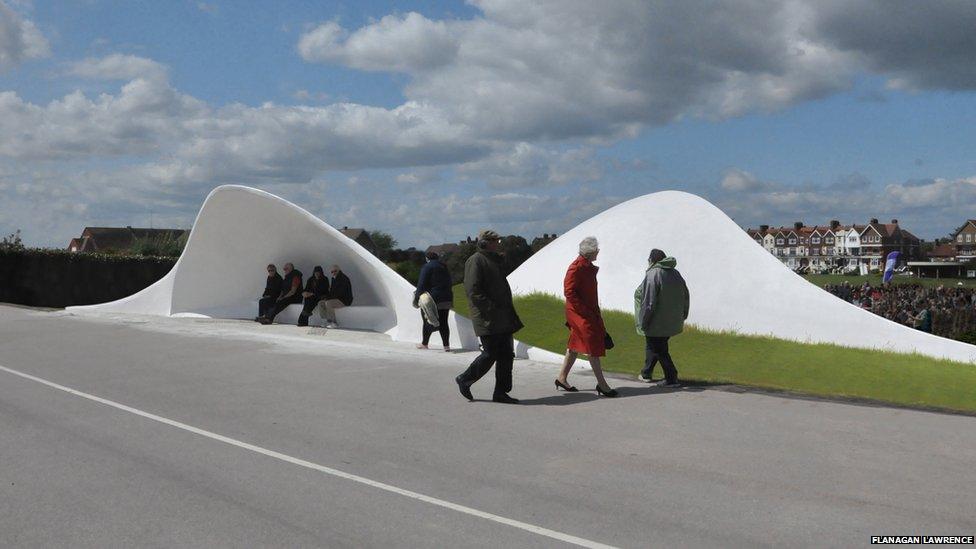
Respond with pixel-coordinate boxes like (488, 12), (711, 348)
(0, 249), (176, 308)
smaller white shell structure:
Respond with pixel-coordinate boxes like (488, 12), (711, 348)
(508, 190), (976, 364)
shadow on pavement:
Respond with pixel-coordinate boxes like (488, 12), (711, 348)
(516, 383), (706, 406)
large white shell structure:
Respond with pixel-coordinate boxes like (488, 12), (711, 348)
(69, 185), (483, 349)
(508, 190), (976, 364)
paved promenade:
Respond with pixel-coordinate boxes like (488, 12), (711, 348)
(0, 305), (973, 548)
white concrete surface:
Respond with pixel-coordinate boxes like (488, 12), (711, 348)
(69, 186), (482, 349)
(509, 190), (976, 363)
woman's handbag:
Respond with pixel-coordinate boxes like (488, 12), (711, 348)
(604, 332), (615, 350)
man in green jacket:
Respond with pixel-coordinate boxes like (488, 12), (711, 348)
(455, 229), (524, 404)
(634, 248), (689, 387)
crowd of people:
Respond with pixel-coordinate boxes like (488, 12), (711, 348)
(252, 230), (692, 405)
(822, 281), (976, 339)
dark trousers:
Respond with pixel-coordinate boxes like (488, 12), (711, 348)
(457, 333), (514, 396)
(266, 294), (303, 321)
(258, 296), (277, 318)
(642, 336), (678, 383)
(422, 309), (451, 347)
(298, 296), (322, 326)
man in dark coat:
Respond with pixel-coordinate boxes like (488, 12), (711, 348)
(321, 264), (353, 327)
(257, 264), (283, 321)
(635, 248), (689, 387)
(259, 262), (303, 324)
(298, 265), (330, 327)
(455, 229), (524, 404)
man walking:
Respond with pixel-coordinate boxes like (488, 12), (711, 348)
(455, 230), (523, 404)
(635, 248), (689, 387)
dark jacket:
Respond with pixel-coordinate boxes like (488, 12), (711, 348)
(635, 257), (689, 337)
(464, 250), (523, 336)
(330, 271), (354, 306)
(415, 259), (453, 304)
(263, 273), (284, 299)
(304, 275), (330, 300)
(281, 269), (303, 300)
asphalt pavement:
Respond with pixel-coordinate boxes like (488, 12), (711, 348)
(0, 304), (973, 548)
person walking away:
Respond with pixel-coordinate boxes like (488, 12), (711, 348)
(257, 264), (283, 321)
(555, 237), (617, 397)
(298, 265), (330, 327)
(259, 262), (303, 324)
(320, 264), (353, 327)
(414, 251), (454, 351)
(455, 230), (523, 404)
(635, 249), (689, 387)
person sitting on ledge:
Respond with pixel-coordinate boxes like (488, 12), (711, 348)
(298, 265), (330, 327)
(256, 264), (283, 321)
(259, 262), (303, 324)
(320, 264), (353, 328)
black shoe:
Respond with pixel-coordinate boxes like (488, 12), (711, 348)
(595, 385), (619, 398)
(492, 393), (519, 404)
(554, 379), (578, 392)
(455, 375), (473, 401)
(257, 317), (272, 325)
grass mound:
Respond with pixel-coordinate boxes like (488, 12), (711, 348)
(452, 284), (976, 413)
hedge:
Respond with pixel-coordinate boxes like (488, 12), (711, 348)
(0, 248), (176, 308)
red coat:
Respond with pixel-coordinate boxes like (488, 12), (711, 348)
(564, 255), (606, 357)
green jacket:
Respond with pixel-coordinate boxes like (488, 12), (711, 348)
(634, 257), (689, 337)
(464, 251), (524, 336)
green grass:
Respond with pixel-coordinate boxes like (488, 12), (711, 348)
(804, 273), (976, 289)
(452, 284), (976, 413)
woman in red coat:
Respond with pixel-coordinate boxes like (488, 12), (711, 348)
(555, 237), (618, 397)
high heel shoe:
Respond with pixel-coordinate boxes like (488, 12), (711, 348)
(595, 385), (618, 398)
(554, 379), (578, 392)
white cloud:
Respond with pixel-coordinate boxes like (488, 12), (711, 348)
(298, 13), (458, 72)
(68, 54), (168, 82)
(458, 143), (603, 188)
(720, 168), (779, 192)
(0, 0), (49, 71)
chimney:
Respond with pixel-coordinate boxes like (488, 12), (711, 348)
(794, 221), (803, 231)
(870, 218), (878, 224)
(891, 219), (898, 224)
(830, 220), (840, 230)
(760, 224), (769, 232)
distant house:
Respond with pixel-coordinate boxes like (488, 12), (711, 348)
(67, 226), (188, 253)
(927, 242), (957, 262)
(338, 227), (378, 256)
(425, 242), (461, 257)
(951, 220), (976, 261)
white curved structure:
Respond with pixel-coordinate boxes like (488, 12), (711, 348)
(70, 186), (482, 349)
(509, 190), (976, 364)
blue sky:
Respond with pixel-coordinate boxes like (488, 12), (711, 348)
(2, 0), (976, 248)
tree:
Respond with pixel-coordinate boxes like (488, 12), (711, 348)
(1, 229), (24, 251)
(445, 241), (477, 283)
(499, 235), (532, 276)
(370, 230), (397, 259)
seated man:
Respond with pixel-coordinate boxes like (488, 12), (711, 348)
(256, 264), (283, 321)
(320, 264), (353, 327)
(259, 262), (303, 324)
(298, 265), (330, 327)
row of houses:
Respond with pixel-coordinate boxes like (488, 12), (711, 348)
(746, 219), (921, 273)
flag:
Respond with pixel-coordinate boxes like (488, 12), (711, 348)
(883, 251), (901, 283)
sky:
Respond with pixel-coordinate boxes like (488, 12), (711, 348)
(1, 0), (975, 249)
